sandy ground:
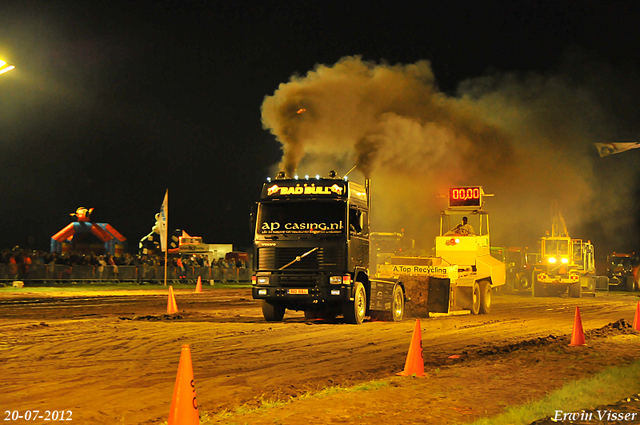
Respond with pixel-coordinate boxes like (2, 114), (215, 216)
(1, 287), (639, 424)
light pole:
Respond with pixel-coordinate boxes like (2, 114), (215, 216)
(0, 59), (15, 75)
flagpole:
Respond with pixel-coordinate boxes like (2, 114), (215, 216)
(164, 189), (168, 287)
(164, 246), (168, 286)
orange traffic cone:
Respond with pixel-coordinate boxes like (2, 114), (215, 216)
(168, 344), (199, 425)
(167, 286), (179, 314)
(569, 306), (586, 347)
(633, 301), (640, 331)
(195, 276), (202, 293)
(397, 319), (425, 377)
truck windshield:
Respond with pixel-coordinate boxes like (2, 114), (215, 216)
(257, 201), (345, 235)
(611, 257), (634, 269)
(544, 239), (569, 256)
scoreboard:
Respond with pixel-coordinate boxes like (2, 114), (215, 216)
(449, 186), (483, 208)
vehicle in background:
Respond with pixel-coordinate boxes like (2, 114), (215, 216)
(225, 251), (250, 264)
(377, 186), (505, 316)
(532, 205), (606, 298)
(491, 246), (539, 292)
(606, 252), (639, 291)
(370, 230), (415, 272)
(176, 234), (234, 264)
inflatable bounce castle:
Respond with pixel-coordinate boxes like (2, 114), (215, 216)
(50, 207), (127, 256)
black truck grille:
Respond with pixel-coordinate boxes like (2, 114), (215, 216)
(258, 247), (343, 271)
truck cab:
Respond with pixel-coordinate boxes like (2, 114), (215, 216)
(251, 171), (404, 324)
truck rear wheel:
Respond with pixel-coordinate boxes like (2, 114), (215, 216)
(479, 280), (491, 314)
(391, 284), (405, 322)
(470, 282), (481, 315)
(343, 282), (367, 324)
(262, 300), (285, 322)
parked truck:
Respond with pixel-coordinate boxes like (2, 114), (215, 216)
(606, 252), (639, 291)
(491, 246), (539, 293)
(370, 230), (415, 271)
(376, 186), (505, 315)
(531, 206), (604, 297)
(251, 171), (404, 324)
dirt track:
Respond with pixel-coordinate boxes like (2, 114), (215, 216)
(1, 287), (639, 424)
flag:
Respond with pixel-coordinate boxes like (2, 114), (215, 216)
(158, 190), (168, 252)
(594, 142), (640, 157)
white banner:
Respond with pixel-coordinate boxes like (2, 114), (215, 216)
(158, 190), (168, 252)
(594, 142), (640, 157)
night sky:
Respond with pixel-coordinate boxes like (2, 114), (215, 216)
(1, 1), (639, 254)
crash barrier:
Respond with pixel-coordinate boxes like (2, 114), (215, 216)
(0, 263), (252, 283)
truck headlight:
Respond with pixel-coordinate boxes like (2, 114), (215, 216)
(548, 257), (557, 264)
(561, 258), (569, 264)
(329, 276), (342, 284)
(257, 276), (270, 285)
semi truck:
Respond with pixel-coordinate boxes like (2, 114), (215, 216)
(376, 186), (505, 315)
(251, 171), (404, 324)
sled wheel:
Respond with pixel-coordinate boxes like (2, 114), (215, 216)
(479, 280), (492, 314)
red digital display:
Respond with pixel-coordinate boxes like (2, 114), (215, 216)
(449, 187), (482, 208)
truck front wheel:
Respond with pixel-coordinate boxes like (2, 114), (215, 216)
(627, 276), (638, 292)
(519, 275), (532, 291)
(479, 280), (491, 314)
(391, 284), (405, 322)
(343, 282), (367, 324)
(262, 300), (285, 322)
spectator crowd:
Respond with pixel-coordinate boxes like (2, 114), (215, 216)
(0, 248), (250, 283)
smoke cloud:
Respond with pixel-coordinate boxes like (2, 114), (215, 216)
(261, 55), (640, 253)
